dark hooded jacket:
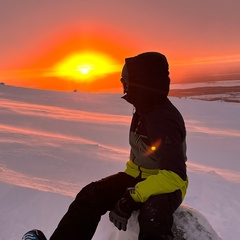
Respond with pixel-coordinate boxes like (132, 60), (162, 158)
(122, 52), (188, 202)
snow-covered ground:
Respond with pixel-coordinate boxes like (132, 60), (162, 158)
(0, 84), (239, 240)
(171, 79), (240, 89)
(171, 80), (240, 103)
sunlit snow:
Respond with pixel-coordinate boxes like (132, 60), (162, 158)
(0, 85), (239, 240)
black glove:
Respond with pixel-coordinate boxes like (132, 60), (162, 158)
(109, 190), (140, 231)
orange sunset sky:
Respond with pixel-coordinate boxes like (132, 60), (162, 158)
(1, 0), (240, 92)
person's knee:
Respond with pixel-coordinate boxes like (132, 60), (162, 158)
(75, 182), (101, 204)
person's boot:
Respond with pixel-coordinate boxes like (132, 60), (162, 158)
(22, 229), (47, 240)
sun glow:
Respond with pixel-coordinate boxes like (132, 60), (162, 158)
(46, 51), (120, 82)
(78, 66), (90, 75)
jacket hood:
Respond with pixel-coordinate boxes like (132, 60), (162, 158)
(121, 52), (170, 108)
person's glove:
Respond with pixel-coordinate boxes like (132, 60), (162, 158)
(109, 189), (140, 231)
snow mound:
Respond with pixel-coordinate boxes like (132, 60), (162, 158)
(107, 205), (222, 240)
(173, 205), (222, 240)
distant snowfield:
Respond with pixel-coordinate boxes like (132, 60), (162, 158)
(171, 80), (240, 103)
(171, 79), (240, 89)
(0, 85), (240, 240)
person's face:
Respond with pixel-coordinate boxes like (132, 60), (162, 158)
(121, 64), (129, 94)
(120, 77), (129, 94)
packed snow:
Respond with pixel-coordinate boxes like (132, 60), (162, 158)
(0, 85), (240, 240)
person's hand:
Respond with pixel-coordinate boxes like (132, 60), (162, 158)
(109, 190), (140, 231)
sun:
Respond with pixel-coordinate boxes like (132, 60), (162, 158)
(48, 51), (120, 82)
(78, 66), (90, 75)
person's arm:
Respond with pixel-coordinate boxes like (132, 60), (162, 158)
(130, 169), (188, 202)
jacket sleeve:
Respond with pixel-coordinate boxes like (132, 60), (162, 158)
(130, 169), (188, 202)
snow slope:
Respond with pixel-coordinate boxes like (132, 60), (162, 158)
(0, 85), (239, 240)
